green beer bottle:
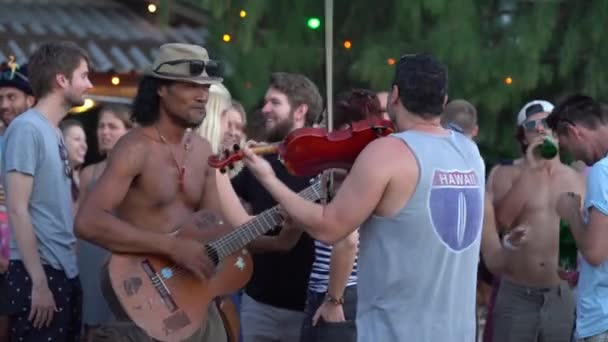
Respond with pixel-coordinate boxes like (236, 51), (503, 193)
(536, 136), (558, 159)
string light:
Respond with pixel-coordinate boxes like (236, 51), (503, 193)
(307, 17), (321, 30)
(504, 76), (513, 85)
(343, 40), (352, 49)
(387, 58), (396, 65)
(222, 34), (232, 42)
(69, 98), (96, 114)
(147, 3), (157, 13)
(111, 76), (120, 86)
(239, 10), (247, 18)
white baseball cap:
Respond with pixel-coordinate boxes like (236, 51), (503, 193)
(517, 100), (554, 125)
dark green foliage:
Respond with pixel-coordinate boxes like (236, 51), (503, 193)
(168, 0), (605, 160)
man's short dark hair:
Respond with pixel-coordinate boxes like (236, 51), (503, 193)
(547, 94), (608, 134)
(269, 72), (323, 126)
(440, 99), (477, 134)
(28, 41), (90, 99)
(393, 53), (448, 118)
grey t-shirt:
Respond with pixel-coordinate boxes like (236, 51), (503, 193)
(2, 109), (77, 278)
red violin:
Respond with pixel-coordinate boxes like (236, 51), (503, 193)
(208, 117), (395, 177)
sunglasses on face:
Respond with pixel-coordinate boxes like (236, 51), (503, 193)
(522, 118), (549, 131)
(58, 140), (73, 178)
(153, 59), (221, 78)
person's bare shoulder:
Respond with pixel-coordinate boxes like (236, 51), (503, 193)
(364, 136), (417, 181)
(80, 163), (95, 184)
(488, 163), (521, 200)
(558, 162), (586, 187)
(488, 163), (519, 185)
(106, 128), (150, 173)
(188, 131), (213, 158)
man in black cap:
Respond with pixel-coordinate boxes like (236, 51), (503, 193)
(0, 58), (35, 342)
(0, 60), (35, 133)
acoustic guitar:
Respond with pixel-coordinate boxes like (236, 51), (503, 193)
(107, 180), (323, 342)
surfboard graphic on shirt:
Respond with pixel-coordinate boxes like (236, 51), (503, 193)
(428, 169), (483, 252)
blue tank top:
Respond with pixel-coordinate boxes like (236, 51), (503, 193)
(356, 130), (485, 342)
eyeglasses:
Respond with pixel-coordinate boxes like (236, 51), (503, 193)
(58, 139), (73, 178)
(522, 117), (549, 132)
(153, 59), (221, 78)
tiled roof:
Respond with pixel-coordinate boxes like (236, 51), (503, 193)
(0, 0), (209, 73)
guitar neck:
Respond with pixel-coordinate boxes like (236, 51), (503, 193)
(208, 181), (322, 259)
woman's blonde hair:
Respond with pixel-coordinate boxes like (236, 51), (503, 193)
(196, 83), (232, 153)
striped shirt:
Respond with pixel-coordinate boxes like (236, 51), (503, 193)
(308, 239), (358, 293)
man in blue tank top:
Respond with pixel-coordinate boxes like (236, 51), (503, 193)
(242, 54), (485, 342)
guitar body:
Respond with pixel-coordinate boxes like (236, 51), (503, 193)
(108, 213), (253, 342)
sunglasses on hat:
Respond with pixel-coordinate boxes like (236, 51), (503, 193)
(153, 59), (221, 78)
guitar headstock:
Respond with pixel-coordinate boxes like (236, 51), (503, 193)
(208, 144), (243, 173)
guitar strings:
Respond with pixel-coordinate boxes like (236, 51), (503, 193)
(210, 181), (322, 255)
(148, 182), (323, 284)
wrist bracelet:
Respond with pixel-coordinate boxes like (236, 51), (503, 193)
(325, 293), (344, 305)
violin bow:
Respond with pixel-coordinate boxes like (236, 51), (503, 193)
(324, 0), (336, 200)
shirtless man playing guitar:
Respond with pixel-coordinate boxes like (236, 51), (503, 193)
(75, 44), (251, 342)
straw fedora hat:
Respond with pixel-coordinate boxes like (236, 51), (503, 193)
(144, 43), (223, 85)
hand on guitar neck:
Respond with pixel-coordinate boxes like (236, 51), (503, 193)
(246, 206), (303, 253)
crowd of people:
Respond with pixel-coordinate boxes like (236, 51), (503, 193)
(0, 40), (606, 342)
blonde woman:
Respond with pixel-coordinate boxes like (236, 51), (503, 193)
(197, 84), (249, 179)
(196, 83), (232, 154)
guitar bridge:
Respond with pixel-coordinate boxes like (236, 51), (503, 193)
(141, 259), (178, 312)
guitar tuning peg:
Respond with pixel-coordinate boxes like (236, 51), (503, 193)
(219, 167), (227, 174)
(228, 164), (235, 170)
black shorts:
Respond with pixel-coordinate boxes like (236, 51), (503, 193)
(0, 260), (82, 342)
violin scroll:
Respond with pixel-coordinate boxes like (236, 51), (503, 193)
(208, 143), (278, 172)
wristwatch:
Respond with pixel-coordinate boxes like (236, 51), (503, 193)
(325, 293), (344, 305)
